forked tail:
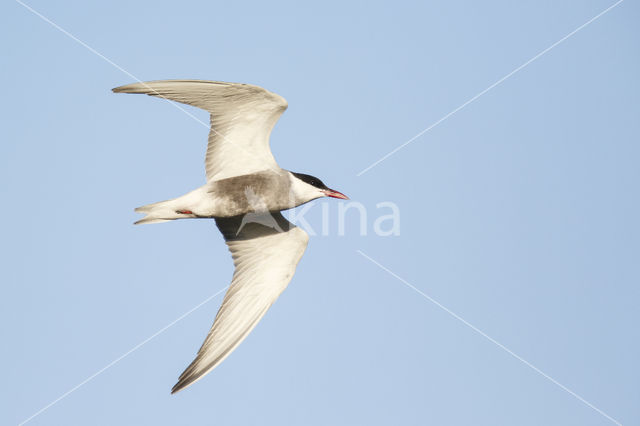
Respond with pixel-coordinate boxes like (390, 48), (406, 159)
(134, 198), (182, 225)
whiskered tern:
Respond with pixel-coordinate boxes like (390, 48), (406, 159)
(113, 80), (348, 393)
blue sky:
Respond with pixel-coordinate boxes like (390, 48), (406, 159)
(1, 1), (638, 425)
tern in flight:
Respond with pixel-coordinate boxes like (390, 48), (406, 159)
(113, 80), (348, 393)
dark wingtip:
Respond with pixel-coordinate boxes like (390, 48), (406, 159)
(171, 381), (185, 395)
(112, 84), (136, 93)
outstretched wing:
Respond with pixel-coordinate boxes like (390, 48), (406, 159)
(112, 80), (288, 181)
(171, 212), (308, 393)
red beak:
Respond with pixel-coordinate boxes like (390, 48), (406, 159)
(323, 189), (349, 200)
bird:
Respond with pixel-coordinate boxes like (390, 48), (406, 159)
(112, 80), (348, 394)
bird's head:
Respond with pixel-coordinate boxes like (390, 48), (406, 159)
(289, 171), (348, 204)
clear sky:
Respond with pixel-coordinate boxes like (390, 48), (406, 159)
(2, 1), (638, 425)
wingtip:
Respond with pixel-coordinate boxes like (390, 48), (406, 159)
(171, 380), (188, 394)
(112, 83), (143, 94)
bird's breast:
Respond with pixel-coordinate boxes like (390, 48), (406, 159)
(207, 170), (294, 217)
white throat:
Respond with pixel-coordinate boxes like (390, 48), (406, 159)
(287, 172), (325, 206)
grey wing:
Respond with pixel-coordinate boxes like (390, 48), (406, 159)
(112, 80), (288, 181)
(171, 212), (308, 394)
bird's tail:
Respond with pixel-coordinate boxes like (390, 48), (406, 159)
(134, 198), (182, 225)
